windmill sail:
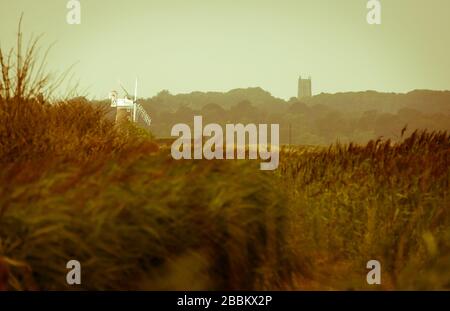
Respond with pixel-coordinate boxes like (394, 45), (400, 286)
(118, 79), (130, 98)
(136, 103), (152, 126)
(133, 79), (138, 122)
(134, 78), (137, 102)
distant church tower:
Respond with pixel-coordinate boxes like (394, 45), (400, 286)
(298, 75), (312, 99)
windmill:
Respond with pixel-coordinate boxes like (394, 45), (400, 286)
(109, 79), (152, 126)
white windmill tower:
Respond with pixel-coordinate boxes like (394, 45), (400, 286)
(109, 79), (152, 126)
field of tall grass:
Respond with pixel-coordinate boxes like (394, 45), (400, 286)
(279, 133), (450, 289)
(1, 97), (448, 290)
(0, 21), (449, 290)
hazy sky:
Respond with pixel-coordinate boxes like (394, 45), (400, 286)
(1, 0), (449, 99)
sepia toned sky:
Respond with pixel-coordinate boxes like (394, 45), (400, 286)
(0, 0), (449, 99)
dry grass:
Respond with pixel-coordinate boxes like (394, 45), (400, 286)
(279, 132), (450, 289)
(0, 89), (290, 291)
(0, 144), (290, 290)
(0, 15), (76, 103)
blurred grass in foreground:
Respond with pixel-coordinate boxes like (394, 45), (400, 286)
(0, 97), (291, 290)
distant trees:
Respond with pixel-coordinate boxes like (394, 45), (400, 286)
(287, 101), (309, 114)
(135, 88), (450, 145)
(201, 103), (226, 122)
(229, 100), (255, 122)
